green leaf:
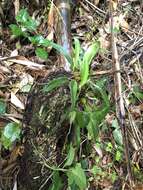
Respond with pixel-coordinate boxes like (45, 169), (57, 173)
(115, 150), (122, 161)
(16, 9), (30, 23)
(73, 38), (81, 69)
(86, 121), (96, 140)
(10, 24), (23, 37)
(16, 9), (38, 31)
(112, 119), (123, 146)
(76, 111), (90, 128)
(80, 58), (89, 88)
(106, 142), (113, 152)
(80, 42), (100, 87)
(0, 100), (6, 115)
(70, 80), (78, 109)
(75, 125), (81, 148)
(64, 144), (75, 167)
(35, 48), (48, 60)
(91, 165), (102, 176)
(49, 41), (73, 65)
(69, 111), (76, 124)
(89, 79), (110, 108)
(1, 122), (21, 149)
(29, 35), (49, 46)
(82, 42), (100, 67)
(21, 84), (32, 92)
(23, 19), (38, 31)
(49, 171), (63, 190)
(29, 35), (72, 64)
(1, 137), (11, 150)
(133, 86), (143, 101)
(112, 119), (119, 129)
(67, 163), (87, 190)
(113, 128), (123, 146)
(110, 171), (117, 183)
(42, 76), (69, 93)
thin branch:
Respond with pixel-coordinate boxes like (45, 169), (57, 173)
(109, 0), (134, 187)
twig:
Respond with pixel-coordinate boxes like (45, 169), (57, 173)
(83, 0), (106, 15)
(109, 0), (134, 187)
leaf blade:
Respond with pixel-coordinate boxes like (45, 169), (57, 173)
(42, 76), (69, 93)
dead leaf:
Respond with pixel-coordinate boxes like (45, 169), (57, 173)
(94, 0), (100, 6)
(10, 49), (18, 57)
(13, 0), (20, 16)
(47, 0), (55, 41)
(11, 92), (25, 110)
(0, 56), (45, 70)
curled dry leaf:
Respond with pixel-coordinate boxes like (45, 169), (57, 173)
(11, 92), (25, 110)
(10, 49), (19, 57)
(0, 56), (45, 70)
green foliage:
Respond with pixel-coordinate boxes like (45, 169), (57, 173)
(115, 150), (122, 161)
(0, 99), (6, 114)
(67, 163), (87, 190)
(9, 24), (23, 37)
(80, 42), (100, 87)
(73, 38), (81, 70)
(112, 119), (123, 146)
(1, 122), (21, 149)
(70, 80), (78, 110)
(10, 9), (72, 64)
(49, 171), (63, 190)
(35, 47), (48, 60)
(64, 143), (75, 167)
(15, 8), (39, 31)
(42, 76), (69, 93)
(8, 9), (126, 188)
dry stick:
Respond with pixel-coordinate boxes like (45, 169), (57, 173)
(109, 0), (134, 187)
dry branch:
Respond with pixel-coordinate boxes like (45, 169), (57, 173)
(109, 0), (134, 187)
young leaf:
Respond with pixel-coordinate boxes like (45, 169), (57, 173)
(35, 47), (48, 60)
(0, 100), (6, 115)
(42, 76), (69, 93)
(91, 165), (102, 176)
(16, 9), (29, 23)
(67, 163), (87, 190)
(64, 143), (75, 167)
(49, 171), (63, 190)
(115, 150), (122, 161)
(82, 42), (100, 66)
(23, 18), (39, 31)
(1, 122), (21, 149)
(73, 38), (81, 69)
(10, 24), (23, 37)
(80, 42), (100, 87)
(29, 35), (50, 46)
(16, 9), (38, 31)
(70, 80), (78, 109)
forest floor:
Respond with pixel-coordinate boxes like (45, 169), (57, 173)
(0, 0), (143, 190)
